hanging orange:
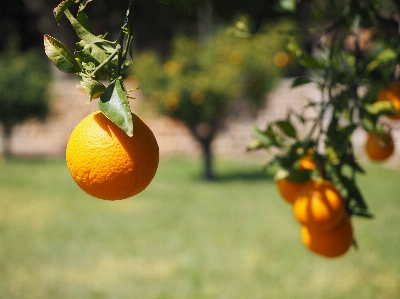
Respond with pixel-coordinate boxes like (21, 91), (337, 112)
(66, 111), (159, 200)
(301, 215), (353, 258)
(276, 178), (310, 204)
(299, 156), (316, 170)
(364, 132), (394, 162)
(293, 180), (345, 231)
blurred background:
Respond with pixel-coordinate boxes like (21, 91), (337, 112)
(0, 0), (306, 163)
(0, 0), (399, 298)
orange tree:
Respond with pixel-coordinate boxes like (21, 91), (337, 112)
(0, 49), (51, 159)
(248, 0), (400, 248)
(131, 20), (291, 180)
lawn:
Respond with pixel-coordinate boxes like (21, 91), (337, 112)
(0, 157), (399, 299)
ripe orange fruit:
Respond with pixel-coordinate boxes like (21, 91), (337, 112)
(66, 111), (159, 200)
(293, 180), (345, 231)
(299, 148), (317, 171)
(276, 178), (310, 204)
(299, 156), (316, 170)
(364, 132), (395, 162)
(301, 215), (353, 258)
(377, 82), (400, 120)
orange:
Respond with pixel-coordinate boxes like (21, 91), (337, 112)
(364, 132), (394, 162)
(299, 156), (316, 170)
(301, 215), (353, 258)
(299, 148), (317, 170)
(377, 82), (400, 120)
(293, 180), (345, 231)
(66, 111), (159, 200)
(276, 178), (309, 204)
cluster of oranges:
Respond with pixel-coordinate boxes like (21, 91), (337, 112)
(66, 111), (159, 200)
(274, 83), (400, 258)
(277, 156), (354, 258)
(364, 81), (400, 162)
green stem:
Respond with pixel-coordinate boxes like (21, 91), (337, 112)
(90, 45), (121, 78)
(303, 34), (336, 148)
(116, 0), (135, 78)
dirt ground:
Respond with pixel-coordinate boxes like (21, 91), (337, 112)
(2, 78), (400, 167)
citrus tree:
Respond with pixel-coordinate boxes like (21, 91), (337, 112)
(131, 20), (291, 180)
(0, 49), (51, 158)
(248, 0), (400, 257)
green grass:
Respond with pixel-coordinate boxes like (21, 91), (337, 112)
(0, 157), (399, 299)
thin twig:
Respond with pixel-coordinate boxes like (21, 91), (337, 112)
(116, 0), (135, 78)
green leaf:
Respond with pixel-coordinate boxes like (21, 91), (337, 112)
(44, 34), (81, 73)
(279, 0), (296, 12)
(79, 0), (94, 11)
(361, 113), (378, 132)
(246, 139), (263, 151)
(275, 120), (297, 138)
(286, 37), (323, 69)
(53, 0), (79, 25)
(78, 79), (106, 102)
(344, 154), (365, 174)
(366, 48), (397, 72)
(339, 176), (368, 210)
(76, 10), (95, 34)
(64, 9), (107, 44)
(264, 157), (281, 177)
(228, 14), (252, 38)
(364, 101), (396, 116)
(291, 76), (312, 88)
(76, 41), (110, 65)
(299, 54), (324, 69)
(351, 208), (374, 218)
(275, 167), (310, 183)
(251, 124), (280, 148)
(280, 142), (303, 167)
(286, 37), (302, 57)
(99, 79), (133, 136)
(325, 145), (340, 165)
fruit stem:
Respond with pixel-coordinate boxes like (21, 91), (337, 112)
(115, 0), (135, 78)
(90, 45), (121, 78)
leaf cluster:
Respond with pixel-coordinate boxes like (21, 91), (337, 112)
(249, 0), (400, 220)
(44, 0), (135, 136)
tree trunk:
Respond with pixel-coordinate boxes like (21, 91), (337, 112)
(188, 123), (216, 181)
(2, 125), (13, 160)
(199, 137), (214, 181)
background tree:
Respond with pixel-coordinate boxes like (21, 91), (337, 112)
(0, 49), (51, 158)
(132, 20), (292, 179)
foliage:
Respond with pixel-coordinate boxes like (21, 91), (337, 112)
(0, 49), (51, 156)
(42, 0), (203, 137)
(0, 50), (50, 126)
(248, 0), (400, 221)
(44, 0), (138, 136)
(131, 21), (291, 178)
(134, 21), (290, 116)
